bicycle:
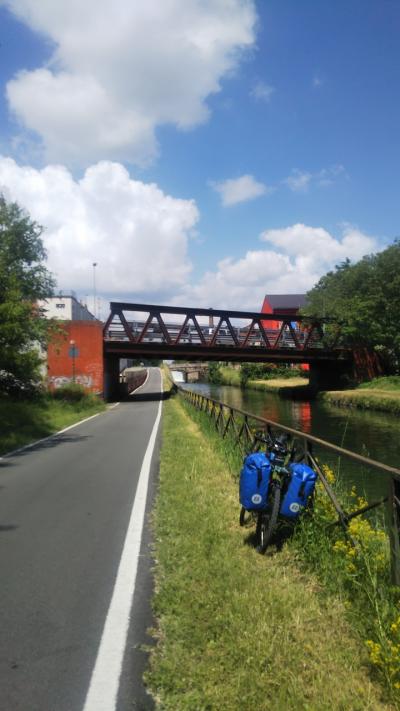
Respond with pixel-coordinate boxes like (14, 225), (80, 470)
(240, 432), (294, 554)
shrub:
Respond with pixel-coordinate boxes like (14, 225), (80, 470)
(51, 383), (88, 402)
(240, 362), (303, 386)
(208, 362), (223, 384)
(0, 369), (45, 400)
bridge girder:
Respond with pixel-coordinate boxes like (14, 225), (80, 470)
(104, 341), (350, 364)
(103, 301), (351, 365)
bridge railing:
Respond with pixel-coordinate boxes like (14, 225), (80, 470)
(103, 302), (343, 352)
(177, 383), (400, 585)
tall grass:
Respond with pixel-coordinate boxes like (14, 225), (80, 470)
(219, 365), (241, 386)
(218, 365), (308, 391)
(320, 390), (400, 415)
(147, 392), (396, 709)
(177, 393), (400, 707)
(290, 470), (400, 700)
(0, 391), (105, 455)
(320, 375), (400, 414)
(358, 377), (400, 391)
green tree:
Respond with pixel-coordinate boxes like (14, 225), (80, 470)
(208, 361), (223, 384)
(303, 241), (400, 372)
(0, 196), (55, 393)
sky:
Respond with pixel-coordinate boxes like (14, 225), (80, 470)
(0, 0), (399, 317)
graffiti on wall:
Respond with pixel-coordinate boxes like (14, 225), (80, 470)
(49, 375), (93, 389)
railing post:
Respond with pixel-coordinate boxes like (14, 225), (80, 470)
(308, 452), (355, 542)
(244, 415), (251, 449)
(179, 383), (400, 574)
(304, 438), (312, 463)
(388, 477), (400, 587)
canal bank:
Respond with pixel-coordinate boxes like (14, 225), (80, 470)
(183, 381), (400, 503)
(217, 367), (400, 414)
(147, 386), (396, 710)
(320, 388), (400, 415)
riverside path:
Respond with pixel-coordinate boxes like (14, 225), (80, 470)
(0, 368), (162, 711)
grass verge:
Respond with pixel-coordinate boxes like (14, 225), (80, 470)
(146, 392), (395, 710)
(218, 365), (310, 396)
(247, 377), (311, 398)
(219, 365), (241, 386)
(320, 375), (400, 414)
(320, 389), (400, 415)
(0, 393), (106, 455)
(358, 377), (400, 391)
(248, 377), (309, 389)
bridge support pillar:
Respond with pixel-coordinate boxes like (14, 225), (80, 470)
(104, 356), (121, 401)
(309, 361), (353, 391)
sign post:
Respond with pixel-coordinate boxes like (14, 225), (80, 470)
(69, 340), (79, 383)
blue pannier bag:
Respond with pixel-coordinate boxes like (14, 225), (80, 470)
(239, 452), (271, 511)
(280, 462), (317, 519)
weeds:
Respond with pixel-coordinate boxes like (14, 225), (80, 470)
(0, 391), (105, 454)
(177, 392), (400, 706)
(148, 394), (394, 709)
(291, 466), (400, 703)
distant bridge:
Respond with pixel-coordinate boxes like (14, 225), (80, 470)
(170, 363), (209, 383)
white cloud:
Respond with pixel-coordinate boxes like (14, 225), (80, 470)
(177, 223), (379, 310)
(0, 156), (198, 295)
(0, 155), (378, 315)
(285, 165), (346, 192)
(316, 164), (346, 187)
(284, 170), (312, 193)
(260, 223), (376, 264)
(249, 80), (275, 102)
(4, 0), (257, 166)
(211, 174), (271, 206)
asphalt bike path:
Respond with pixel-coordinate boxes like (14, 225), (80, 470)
(0, 368), (162, 711)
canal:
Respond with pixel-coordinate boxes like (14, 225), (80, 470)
(183, 381), (400, 502)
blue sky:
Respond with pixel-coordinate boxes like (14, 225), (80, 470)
(0, 0), (398, 314)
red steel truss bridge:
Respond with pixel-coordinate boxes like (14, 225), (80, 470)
(103, 302), (350, 364)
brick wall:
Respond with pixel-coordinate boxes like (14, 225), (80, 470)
(47, 321), (104, 393)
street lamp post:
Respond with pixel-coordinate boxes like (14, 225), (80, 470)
(92, 262), (97, 319)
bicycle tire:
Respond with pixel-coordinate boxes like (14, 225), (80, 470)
(239, 506), (250, 526)
(256, 483), (281, 554)
(240, 506), (256, 527)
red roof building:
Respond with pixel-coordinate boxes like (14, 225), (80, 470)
(261, 294), (307, 329)
(261, 294), (309, 371)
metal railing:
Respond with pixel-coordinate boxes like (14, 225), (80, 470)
(177, 384), (400, 584)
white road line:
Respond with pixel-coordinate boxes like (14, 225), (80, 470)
(0, 412), (102, 460)
(82, 369), (162, 711)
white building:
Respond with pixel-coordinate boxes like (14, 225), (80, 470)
(38, 293), (96, 321)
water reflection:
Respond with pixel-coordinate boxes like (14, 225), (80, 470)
(183, 382), (400, 502)
(292, 401), (312, 434)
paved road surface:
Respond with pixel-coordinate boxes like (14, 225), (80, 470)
(0, 368), (162, 711)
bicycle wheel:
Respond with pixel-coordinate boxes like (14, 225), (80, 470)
(256, 483), (281, 554)
(239, 506), (253, 527)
